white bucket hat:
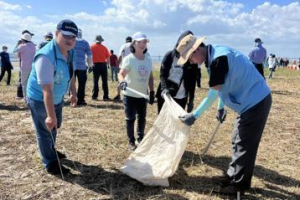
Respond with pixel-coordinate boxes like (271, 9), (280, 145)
(21, 33), (32, 42)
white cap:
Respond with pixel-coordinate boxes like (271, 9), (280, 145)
(21, 33), (32, 42)
(132, 31), (149, 42)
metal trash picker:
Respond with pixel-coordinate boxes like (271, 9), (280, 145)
(202, 110), (227, 155)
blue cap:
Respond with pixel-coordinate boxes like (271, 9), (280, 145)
(56, 19), (78, 36)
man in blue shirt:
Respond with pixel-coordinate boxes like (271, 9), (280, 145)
(177, 34), (272, 196)
(27, 19), (78, 175)
(74, 29), (93, 105)
(249, 38), (267, 78)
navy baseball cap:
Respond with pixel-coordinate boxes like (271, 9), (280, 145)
(126, 36), (132, 42)
(22, 30), (34, 36)
(254, 38), (263, 43)
(56, 19), (78, 36)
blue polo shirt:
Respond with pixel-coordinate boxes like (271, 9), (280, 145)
(74, 38), (92, 70)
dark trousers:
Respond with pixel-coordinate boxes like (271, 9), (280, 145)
(75, 69), (87, 103)
(92, 62), (109, 99)
(227, 94), (272, 190)
(253, 63), (265, 79)
(17, 71), (23, 97)
(123, 95), (147, 144)
(0, 67), (11, 85)
(157, 96), (187, 114)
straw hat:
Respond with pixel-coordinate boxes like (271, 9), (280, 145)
(176, 34), (205, 65)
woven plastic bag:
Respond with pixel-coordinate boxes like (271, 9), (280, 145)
(120, 96), (190, 186)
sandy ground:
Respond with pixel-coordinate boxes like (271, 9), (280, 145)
(0, 67), (299, 200)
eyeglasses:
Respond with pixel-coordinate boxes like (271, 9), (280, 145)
(62, 34), (76, 41)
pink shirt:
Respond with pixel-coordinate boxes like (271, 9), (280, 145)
(15, 42), (36, 72)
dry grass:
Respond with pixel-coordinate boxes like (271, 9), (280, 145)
(0, 65), (299, 200)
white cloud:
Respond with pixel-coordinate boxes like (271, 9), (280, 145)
(0, 1), (21, 11)
(26, 5), (32, 9)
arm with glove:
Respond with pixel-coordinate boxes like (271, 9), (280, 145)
(87, 55), (93, 73)
(159, 51), (173, 100)
(148, 72), (155, 105)
(179, 88), (219, 126)
(216, 98), (227, 123)
(118, 69), (129, 91)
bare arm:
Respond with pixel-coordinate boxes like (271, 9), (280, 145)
(148, 72), (154, 91)
(69, 77), (77, 107)
(42, 84), (57, 131)
(117, 56), (122, 67)
(118, 68), (129, 82)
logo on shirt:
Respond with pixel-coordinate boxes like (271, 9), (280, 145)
(138, 65), (149, 76)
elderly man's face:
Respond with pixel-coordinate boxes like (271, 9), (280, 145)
(55, 31), (76, 52)
(188, 48), (206, 65)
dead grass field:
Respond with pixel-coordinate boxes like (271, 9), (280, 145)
(0, 66), (299, 200)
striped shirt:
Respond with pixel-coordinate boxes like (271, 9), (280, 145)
(74, 39), (92, 70)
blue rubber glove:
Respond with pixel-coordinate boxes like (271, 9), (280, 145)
(179, 113), (196, 126)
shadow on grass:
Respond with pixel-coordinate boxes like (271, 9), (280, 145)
(60, 159), (183, 199)
(64, 101), (124, 110)
(272, 90), (300, 97)
(0, 103), (28, 111)
(54, 152), (299, 199)
(172, 151), (300, 199)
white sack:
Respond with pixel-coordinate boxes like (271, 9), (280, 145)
(120, 96), (190, 186)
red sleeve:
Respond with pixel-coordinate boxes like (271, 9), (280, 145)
(106, 47), (111, 59)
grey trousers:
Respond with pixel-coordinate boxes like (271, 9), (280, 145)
(227, 94), (272, 190)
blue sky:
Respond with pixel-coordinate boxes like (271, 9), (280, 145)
(0, 0), (299, 59)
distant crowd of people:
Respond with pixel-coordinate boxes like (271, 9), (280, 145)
(2, 18), (299, 197)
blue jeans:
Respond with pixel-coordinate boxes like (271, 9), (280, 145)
(27, 98), (63, 169)
(110, 66), (118, 81)
(123, 95), (147, 144)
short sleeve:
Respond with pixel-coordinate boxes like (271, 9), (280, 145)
(35, 55), (55, 84)
(209, 56), (229, 87)
(120, 55), (131, 71)
(118, 45), (125, 57)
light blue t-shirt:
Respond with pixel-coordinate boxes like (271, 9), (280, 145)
(121, 53), (152, 98)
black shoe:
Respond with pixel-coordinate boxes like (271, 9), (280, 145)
(213, 174), (232, 186)
(77, 101), (87, 106)
(46, 160), (70, 175)
(55, 150), (67, 159)
(136, 137), (143, 145)
(103, 97), (111, 101)
(92, 97), (98, 101)
(113, 95), (121, 101)
(129, 142), (137, 150)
